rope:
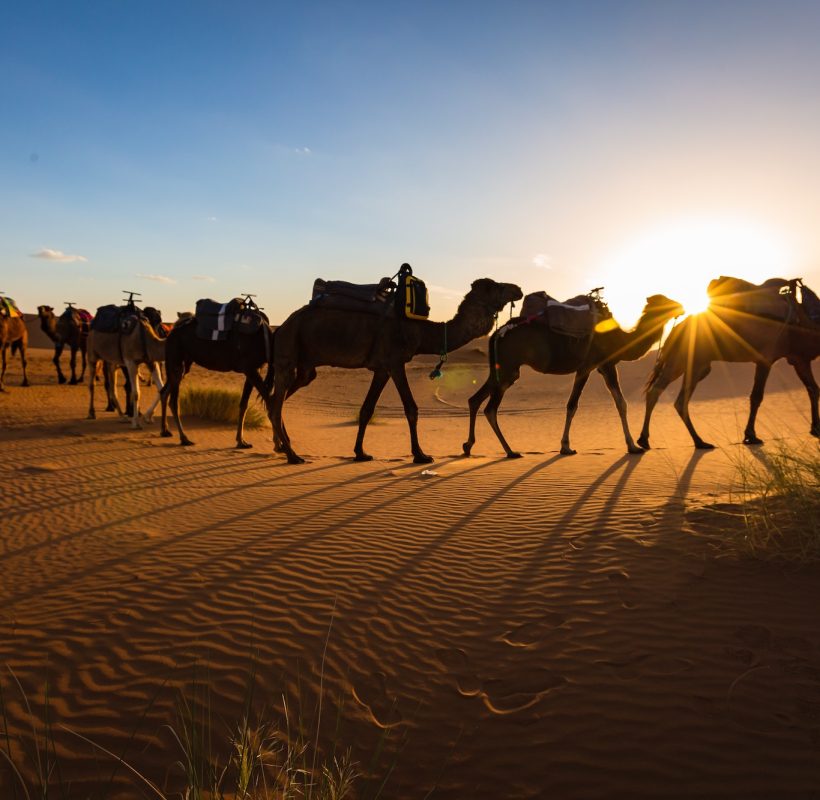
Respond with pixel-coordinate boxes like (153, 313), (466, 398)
(428, 321), (447, 379)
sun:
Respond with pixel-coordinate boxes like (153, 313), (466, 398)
(594, 217), (795, 327)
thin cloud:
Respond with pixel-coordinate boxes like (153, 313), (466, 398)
(31, 248), (87, 263)
(191, 275), (216, 282)
(136, 273), (177, 285)
(428, 284), (464, 299)
(532, 253), (552, 270)
(293, 146), (311, 155)
(206, 216), (218, 222)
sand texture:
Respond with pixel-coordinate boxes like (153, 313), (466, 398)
(1, 346), (820, 798)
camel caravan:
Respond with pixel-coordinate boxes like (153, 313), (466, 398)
(2, 266), (819, 460)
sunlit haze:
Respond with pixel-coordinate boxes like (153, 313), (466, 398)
(2, 1), (820, 323)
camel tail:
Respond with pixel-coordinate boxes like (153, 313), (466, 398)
(644, 359), (665, 395)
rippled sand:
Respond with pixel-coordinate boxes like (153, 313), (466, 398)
(1, 347), (819, 798)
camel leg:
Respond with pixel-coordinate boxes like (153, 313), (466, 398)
(87, 358), (98, 418)
(389, 364), (432, 463)
(599, 364), (643, 454)
(674, 365), (713, 449)
(354, 369), (390, 461)
(273, 366), (316, 452)
(0, 345), (7, 392)
(235, 375), (255, 448)
(559, 371), (591, 455)
(483, 381), (521, 458)
(141, 363), (164, 423)
(18, 343), (28, 387)
(54, 342), (67, 384)
(79, 341), (87, 383)
(271, 367), (305, 464)
(463, 377), (493, 456)
(110, 366), (127, 417)
(743, 363), (771, 445)
(789, 356), (820, 437)
(637, 365), (681, 450)
(68, 344), (79, 384)
(127, 361), (142, 429)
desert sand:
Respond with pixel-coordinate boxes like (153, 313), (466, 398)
(1, 344), (820, 798)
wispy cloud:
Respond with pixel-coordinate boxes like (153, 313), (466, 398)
(136, 273), (177, 285)
(293, 146), (311, 155)
(31, 248), (87, 263)
(428, 284), (464, 299)
(206, 216), (218, 222)
(191, 275), (215, 283)
(532, 253), (552, 270)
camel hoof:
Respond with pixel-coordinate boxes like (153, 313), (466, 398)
(87, 412), (95, 420)
(354, 452), (374, 462)
(462, 443), (473, 456)
(560, 447), (577, 456)
(694, 440), (715, 450)
(636, 436), (650, 450)
(58, 376), (67, 385)
(21, 380), (29, 387)
(811, 427), (820, 438)
(627, 445), (645, 455)
(236, 441), (253, 449)
(160, 430), (173, 438)
(743, 435), (764, 445)
(506, 451), (523, 459)
(287, 453), (306, 464)
(69, 378), (78, 385)
(181, 438), (195, 447)
(413, 453), (434, 464)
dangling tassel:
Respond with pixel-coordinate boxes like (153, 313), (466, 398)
(429, 322), (448, 379)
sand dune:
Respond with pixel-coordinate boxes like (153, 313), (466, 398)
(1, 347), (819, 798)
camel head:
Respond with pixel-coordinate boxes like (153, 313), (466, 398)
(466, 278), (524, 315)
(37, 305), (53, 319)
(641, 295), (684, 323)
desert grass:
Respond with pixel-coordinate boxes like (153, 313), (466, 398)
(0, 664), (360, 800)
(730, 443), (820, 562)
(178, 386), (266, 430)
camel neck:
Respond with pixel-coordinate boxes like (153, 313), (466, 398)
(417, 302), (498, 355)
(40, 315), (59, 342)
(616, 313), (670, 361)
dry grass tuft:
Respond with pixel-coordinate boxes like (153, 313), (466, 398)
(178, 386), (266, 430)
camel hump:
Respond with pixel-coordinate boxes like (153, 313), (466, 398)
(707, 275), (796, 322)
(310, 277), (397, 316)
(519, 291), (600, 338)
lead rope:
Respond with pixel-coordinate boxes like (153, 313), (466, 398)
(429, 321), (447, 379)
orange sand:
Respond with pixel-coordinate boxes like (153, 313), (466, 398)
(1, 346), (820, 798)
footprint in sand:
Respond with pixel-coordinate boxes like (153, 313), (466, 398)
(351, 672), (403, 728)
(479, 669), (566, 715)
(499, 613), (567, 648)
(435, 647), (482, 696)
(608, 571), (640, 609)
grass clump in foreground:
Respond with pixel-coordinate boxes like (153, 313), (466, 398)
(732, 443), (820, 562)
(178, 386), (266, 429)
(0, 663), (366, 800)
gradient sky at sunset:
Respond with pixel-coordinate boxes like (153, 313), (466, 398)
(2, 0), (820, 325)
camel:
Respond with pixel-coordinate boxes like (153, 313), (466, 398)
(462, 294), (684, 458)
(270, 275), (523, 463)
(159, 314), (275, 447)
(0, 305), (29, 391)
(638, 279), (820, 450)
(87, 316), (166, 428)
(37, 304), (90, 384)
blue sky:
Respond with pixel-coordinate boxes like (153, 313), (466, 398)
(2, 0), (820, 324)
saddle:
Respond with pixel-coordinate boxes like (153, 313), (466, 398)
(310, 277), (395, 315)
(195, 297), (267, 341)
(707, 276), (795, 322)
(61, 306), (92, 332)
(519, 291), (605, 339)
(0, 296), (22, 319)
(91, 304), (154, 335)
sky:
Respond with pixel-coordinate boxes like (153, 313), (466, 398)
(2, 0), (820, 326)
